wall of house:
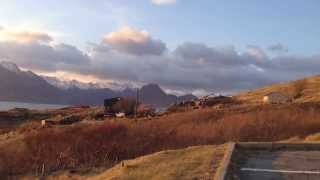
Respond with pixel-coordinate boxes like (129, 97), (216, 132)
(263, 93), (289, 104)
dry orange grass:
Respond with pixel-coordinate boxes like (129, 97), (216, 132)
(1, 102), (320, 178)
(46, 145), (227, 180)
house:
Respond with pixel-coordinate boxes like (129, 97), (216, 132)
(59, 115), (80, 125)
(41, 115), (80, 127)
(263, 92), (290, 104)
(104, 97), (122, 116)
(200, 95), (233, 107)
(41, 120), (58, 127)
(115, 112), (126, 118)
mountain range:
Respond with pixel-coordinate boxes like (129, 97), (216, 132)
(42, 76), (128, 91)
(0, 62), (196, 107)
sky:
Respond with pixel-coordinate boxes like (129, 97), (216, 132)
(0, 0), (319, 95)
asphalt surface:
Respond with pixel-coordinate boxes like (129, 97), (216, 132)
(235, 150), (320, 180)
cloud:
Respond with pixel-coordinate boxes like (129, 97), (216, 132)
(267, 43), (289, 53)
(174, 42), (245, 68)
(0, 30), (53, 43)
(151, 0), (177, 5)
(102, 26), (166, 56)
(0, 27), (319, 95)
(0, 40), (90, 72)
(87, 41), (320, 93)
(246, 45), (268, 61)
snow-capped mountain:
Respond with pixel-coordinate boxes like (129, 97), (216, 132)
(0, 61), (196, 107)
(0, 61), (46, 79)
(0, 61), (22, 73)
(0, 61), (123, 91)
(42, 76), (129, 91)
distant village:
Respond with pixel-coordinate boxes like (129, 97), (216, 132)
(0, 86), (296, 129)
(41, 91), (292, 127)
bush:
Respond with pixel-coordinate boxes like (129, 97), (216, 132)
(293, 79), (307, 98)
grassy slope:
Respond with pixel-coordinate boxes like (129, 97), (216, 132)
(235, 75), (320, 103)
(47, 145), (226, 180)
(6, 75), (320, 179)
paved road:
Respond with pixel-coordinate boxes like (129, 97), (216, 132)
(236, 150), (320, 180)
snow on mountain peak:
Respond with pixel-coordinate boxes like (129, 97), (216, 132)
(42, 76), (127, 91)
(0, 61), (21, 73)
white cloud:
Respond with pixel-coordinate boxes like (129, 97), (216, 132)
(246, 45), (268, 61)
(0, 25), (68, 47)
(0, 39), (90, 72)
(102, 26), (166, 56)
(151, 0), (177, 5)
(0, 30), (53, 43)
(105, 26), (149, 43)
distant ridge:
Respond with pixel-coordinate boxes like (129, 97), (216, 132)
(0, 62), (196, 107)
(140, 84), (197, 107)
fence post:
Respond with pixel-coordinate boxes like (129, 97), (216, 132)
(41, 163), (45, 177)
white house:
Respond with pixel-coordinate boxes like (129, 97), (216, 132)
(115, 112), (126, 118)
(263, 92), (290, 104)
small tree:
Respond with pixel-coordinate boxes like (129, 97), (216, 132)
(293, 79), (307, 99)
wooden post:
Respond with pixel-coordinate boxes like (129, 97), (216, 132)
(135, 88), (140, 120)
(41, 163), (45, 177)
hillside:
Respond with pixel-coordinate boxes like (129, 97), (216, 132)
(235, 75), (320, 103)
(46, 145), (226, 180)
(140, 84), (197, 107)
(2, 75), (320, 179)
(2, 101), (320, 178)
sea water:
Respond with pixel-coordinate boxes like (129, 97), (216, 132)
(0, 101), (67, 111)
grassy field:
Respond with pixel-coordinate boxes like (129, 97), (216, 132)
(45, 145), (226, 180)
(2, 102), (320, 178)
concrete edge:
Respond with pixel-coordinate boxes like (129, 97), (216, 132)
(213, 142), (320, 180)
(236, 142), (320, 151)
(214, 142), (236, 180)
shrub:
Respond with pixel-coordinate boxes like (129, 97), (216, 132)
(293, 79), (307, 98)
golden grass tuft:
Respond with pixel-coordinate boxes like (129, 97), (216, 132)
(305, 133), (320, 141)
